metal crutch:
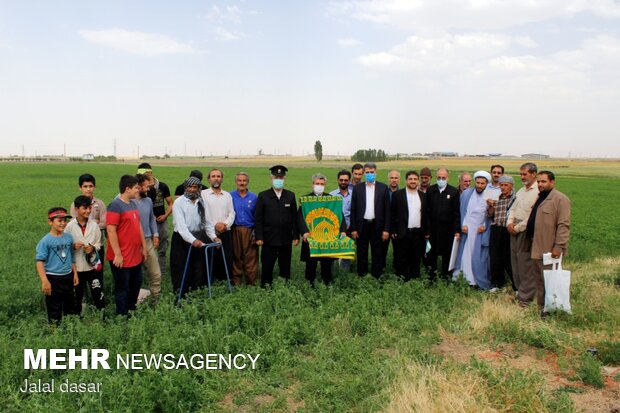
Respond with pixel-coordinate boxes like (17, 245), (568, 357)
(204, 242), (234, 298)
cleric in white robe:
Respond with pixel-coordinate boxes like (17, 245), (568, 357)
(453, 171), (492, 289)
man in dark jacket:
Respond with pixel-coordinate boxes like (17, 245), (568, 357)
(390, 170), (430, 281)
(298, 173), (347, 285)
(426, 167), (461, 281)
(255, 165), (299, 287)
(350, 162), (391, 278)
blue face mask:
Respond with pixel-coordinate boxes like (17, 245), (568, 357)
(437, 178), (447, 189)
(272, 178), (284, 189)
(365, 172), (376, 183)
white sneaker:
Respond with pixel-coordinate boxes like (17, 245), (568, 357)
(489, 287), (499, 293)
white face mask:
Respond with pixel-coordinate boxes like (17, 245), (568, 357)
(437, 179), (447, 189)
(313, 185), (325, 195)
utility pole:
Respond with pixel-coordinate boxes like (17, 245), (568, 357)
(113, 139), (117, 157)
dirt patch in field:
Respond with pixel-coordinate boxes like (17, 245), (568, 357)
(219, 381), (306, 413)
(433, 334), (620, 413)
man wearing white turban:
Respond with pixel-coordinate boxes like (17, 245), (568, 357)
(453, 171), (492, 289)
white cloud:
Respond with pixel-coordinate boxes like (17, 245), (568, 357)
(357, 32), (515, 72)
(331, 0), (620, 30)
(356, 31), (620, 100)
(207, 5), (243, 25)
(338, 37), (361, 47)
(214, 27), (246, 41)
(79, 29), (196, 56)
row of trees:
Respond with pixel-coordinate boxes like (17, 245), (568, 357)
(314, 141), (390, 163)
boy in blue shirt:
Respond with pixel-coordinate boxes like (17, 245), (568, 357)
(35, 207), (79, 325)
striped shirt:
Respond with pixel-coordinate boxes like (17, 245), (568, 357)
(491, 191), (515, 227)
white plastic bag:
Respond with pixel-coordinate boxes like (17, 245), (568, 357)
(543, 256), (572, 314)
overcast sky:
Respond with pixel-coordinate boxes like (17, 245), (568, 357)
(1, 0), (619, 158)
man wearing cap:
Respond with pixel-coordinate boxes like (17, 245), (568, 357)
(453, 171), (492, 289)
(170, 177), (217, 296)
(138, 163), (173, 278)
(255, 165), (300, 286)
(419, 167), (432, 193)
(426, 167), (461, 281)
(507, 162), (539, 306)
(487, 175), (516, 291)
(350, 162), (391, 278)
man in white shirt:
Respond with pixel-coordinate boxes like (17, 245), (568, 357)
(350, 162), (391, 278)
(390, 171), (430, 281)
(201, 169), (235, 282)
(171, 177), (217, 296)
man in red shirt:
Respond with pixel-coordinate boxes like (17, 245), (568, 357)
(106, 175), (147, 316)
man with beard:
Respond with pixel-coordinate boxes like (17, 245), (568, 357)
(255, 165), (300, 286)
(174, 170), (207, 199)
(390, 170), (430, 281)
(138, 163), (173, 278)
(350, 164), (364, 188)
(426, 168), (461, 281)
(528, 171), (571, 313)
(330, 170), (353, 272)
(454, 171), (492, 289)
(135, 174), (161, 303)
(507, 162), (539, 306)
(201, 169), (235, 282)
(419, 167), (432, 193)
(171, 177), (218, 296)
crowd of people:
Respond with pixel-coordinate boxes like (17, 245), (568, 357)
(35, 161), (571, 324)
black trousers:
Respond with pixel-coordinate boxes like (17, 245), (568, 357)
(45, 273), (76, 325)
(260, 244), (292, 287)
(356, 220), (386, 278)
(490, 225), (515, 290)
(394, 228), (424, 281)
(74, 270), (105, 313)
(170, 231), (206, 297)
(211, 230), (233, 282)
(305, 258), (334, 285)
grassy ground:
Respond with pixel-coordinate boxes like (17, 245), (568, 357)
(0, 160), (618, 412)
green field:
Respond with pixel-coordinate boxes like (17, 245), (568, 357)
(1, 161), (619, 412)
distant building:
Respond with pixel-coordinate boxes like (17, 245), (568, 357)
(488, 153), (502, 157)
(82, 153), (94, 161)
(521, 153), (550, 159)
(431, 151), (458, 157)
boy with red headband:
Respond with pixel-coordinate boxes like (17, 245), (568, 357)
(35, 207), (79, 325)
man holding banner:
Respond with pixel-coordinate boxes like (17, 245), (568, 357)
(298, 173), (352, 284)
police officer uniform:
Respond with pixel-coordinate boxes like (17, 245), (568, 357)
(255, 165), (299, 286)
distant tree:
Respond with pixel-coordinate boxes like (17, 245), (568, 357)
(351, 148), (389, 162)
(314, 140), (323, 162)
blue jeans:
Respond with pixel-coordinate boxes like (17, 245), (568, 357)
(110, 263), (142, 316)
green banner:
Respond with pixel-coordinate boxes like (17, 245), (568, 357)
(300, 195), (356, 260)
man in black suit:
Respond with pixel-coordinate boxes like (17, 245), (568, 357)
(426, 167), (461, 281)
(350, 162), (391, 278)
(255, 165), (300, 287)
(391, 171), (430, 281)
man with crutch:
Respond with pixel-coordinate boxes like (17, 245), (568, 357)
(170, 177), (218, 297)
